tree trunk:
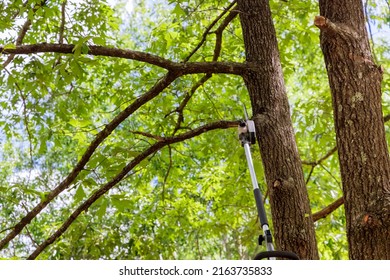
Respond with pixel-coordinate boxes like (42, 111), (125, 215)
(315, 0), (390, 259)
(237, 0), (319, 259)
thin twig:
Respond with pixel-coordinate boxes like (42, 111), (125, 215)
(305, 166), (315, 185)
(129, 131), (165, 141)
(386, 0), (390, 9)
(24, 226), (39, 247)
(59, 1), (66, 44)
(319, 163), (341, 186)
(11, 1), (29, 20)
(162, 145), (173, 201)
(196, 231), (203, 260)
(0, 226), (14, 235)
(302, 146), (337, 166)
(262, 187), (269, 205)
(183, 0), (237, 62)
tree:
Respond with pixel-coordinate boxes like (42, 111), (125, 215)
(0, 0), (389, 260)
(315, 0), (390, 259)
(237, 0), (318, 259)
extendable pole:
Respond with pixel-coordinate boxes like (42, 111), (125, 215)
(238, 107), (299, 260)
(242, 141), (275, 257)
(242, 136), (299, 260)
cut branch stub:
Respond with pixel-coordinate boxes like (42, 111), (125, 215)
(314, 14), (380, 79)
(314, 16), (327, 29)
(314, 15), (361, 41)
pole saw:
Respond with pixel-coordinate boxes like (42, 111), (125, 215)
(238, 106), (299, 260)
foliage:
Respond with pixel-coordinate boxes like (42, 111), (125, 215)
(0, 0), (389, 259)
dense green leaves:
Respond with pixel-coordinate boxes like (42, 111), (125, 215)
(0, 0), (389, 260)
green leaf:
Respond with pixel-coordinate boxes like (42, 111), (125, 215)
(72, 36), (91, 58)
(3, 44), (16, 50)
(74, 185), (86, 203)
(84, 177), (97, 187)
(111, 198), (132, 212)
(69, 60), (85, 77)
(68, 118), (92, 127)
(96, 198), (108, 219)
(92, 37), (105, 45)
(172, 4), (185, 16)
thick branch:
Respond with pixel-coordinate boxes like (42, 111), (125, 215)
(212, 6), (238, 61)
(162, 145), (173, 201)
(0, 43), (249, 75)
(27, 120), (239, 259)
(0, 71), (178, 251)
(313, 197), (344, 222)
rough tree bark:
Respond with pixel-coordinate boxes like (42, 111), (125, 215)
(315, 0), (390, 259)
(237, 0), (319, 259)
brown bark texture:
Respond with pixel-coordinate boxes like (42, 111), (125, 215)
(317, 0), (390, 259)
(237, 0), (319, 259)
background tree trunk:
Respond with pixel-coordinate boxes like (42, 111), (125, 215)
(316, 0), (390, 259)
(237, 0), (319, 259)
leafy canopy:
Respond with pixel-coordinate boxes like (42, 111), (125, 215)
(0, 0), (389, 259)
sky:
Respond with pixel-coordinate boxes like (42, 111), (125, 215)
(113, 0), (135, 13)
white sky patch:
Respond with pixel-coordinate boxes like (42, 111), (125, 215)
(124, 0), (135, 14)
(106, 0), (135, 14)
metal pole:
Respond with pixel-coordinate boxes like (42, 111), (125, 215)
(243, 143), (259, 191)
(238, 106), (299, 260)
(242, 142), (275, 258)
